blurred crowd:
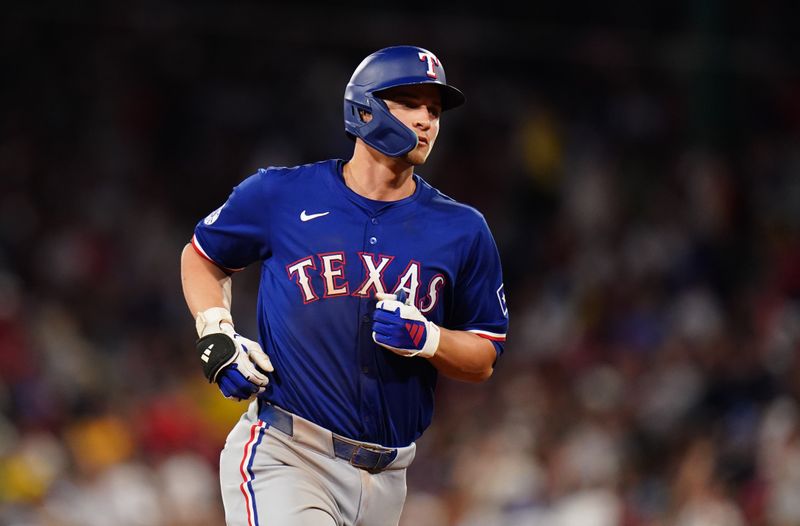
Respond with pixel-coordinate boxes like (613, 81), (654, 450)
(2, 3), (800, 526)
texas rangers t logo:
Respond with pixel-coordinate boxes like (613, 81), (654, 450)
(418, 52), (440, 78)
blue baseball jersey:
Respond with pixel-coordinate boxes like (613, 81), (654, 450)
(192, 159), (508, 447)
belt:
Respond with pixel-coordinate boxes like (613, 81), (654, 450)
(259, 403), (398, 474)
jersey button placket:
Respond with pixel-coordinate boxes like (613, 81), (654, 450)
(365, 215), (380, 248)
(360, 215), (381, 399)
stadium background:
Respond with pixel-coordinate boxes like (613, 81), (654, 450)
(2, 2), (800, 525)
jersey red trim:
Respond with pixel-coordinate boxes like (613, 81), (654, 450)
(468, 329), (507, 342)
(476, 333), (506, 342)
(191, 234), (244, 273)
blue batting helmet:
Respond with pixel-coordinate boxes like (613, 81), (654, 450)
(344, 45), (466, 157)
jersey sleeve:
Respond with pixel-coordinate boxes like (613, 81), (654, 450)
(191, 169), (271, 272)
(449, 216), (509, 355)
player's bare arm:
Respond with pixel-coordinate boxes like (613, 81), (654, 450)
(428, 328), (496, 383)
(180, 243), (232, 314)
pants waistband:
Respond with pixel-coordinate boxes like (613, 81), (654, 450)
(257, 402), (415, 474)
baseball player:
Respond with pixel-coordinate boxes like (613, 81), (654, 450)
(180, 45), (509, 525)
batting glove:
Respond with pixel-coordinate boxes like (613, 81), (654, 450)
(195, 307), (274, 401)
(372, 292), (441, 358)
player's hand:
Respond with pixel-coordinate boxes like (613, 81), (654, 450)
(372, 292), (440, 358)
(195, 307), (274, 401)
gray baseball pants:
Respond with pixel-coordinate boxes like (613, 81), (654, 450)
(219, 400), (416, 526)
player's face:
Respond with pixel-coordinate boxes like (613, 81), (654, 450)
(380, 85), (442, 165)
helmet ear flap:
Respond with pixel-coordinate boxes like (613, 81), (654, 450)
(345, 95), (418, 157)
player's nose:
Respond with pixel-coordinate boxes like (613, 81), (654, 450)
(412, 107), (435, 129)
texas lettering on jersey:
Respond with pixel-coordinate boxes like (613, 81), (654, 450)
(286, 252), (444, 312)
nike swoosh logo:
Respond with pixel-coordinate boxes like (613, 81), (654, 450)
(300, 210), (330, 222)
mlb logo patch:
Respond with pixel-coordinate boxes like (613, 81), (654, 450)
(497, 284), (508, 318)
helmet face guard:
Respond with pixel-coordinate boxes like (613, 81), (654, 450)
(344, 46), (465, 157)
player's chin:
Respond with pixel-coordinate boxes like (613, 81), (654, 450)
(404, 148), (431, 166)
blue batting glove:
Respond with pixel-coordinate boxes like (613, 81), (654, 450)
(216, 362), (262, 401)
(372, 292), (440, 358)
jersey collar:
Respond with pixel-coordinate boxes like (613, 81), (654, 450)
(330, 159), (425, 215)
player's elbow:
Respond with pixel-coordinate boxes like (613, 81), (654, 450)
(465, 339), (496, 382)
(468, 366), (494, 383)
(462, 369), (494, 384)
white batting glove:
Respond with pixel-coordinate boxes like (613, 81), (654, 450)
(372, 292), (440, 358)
(195, 307), (274, 400)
